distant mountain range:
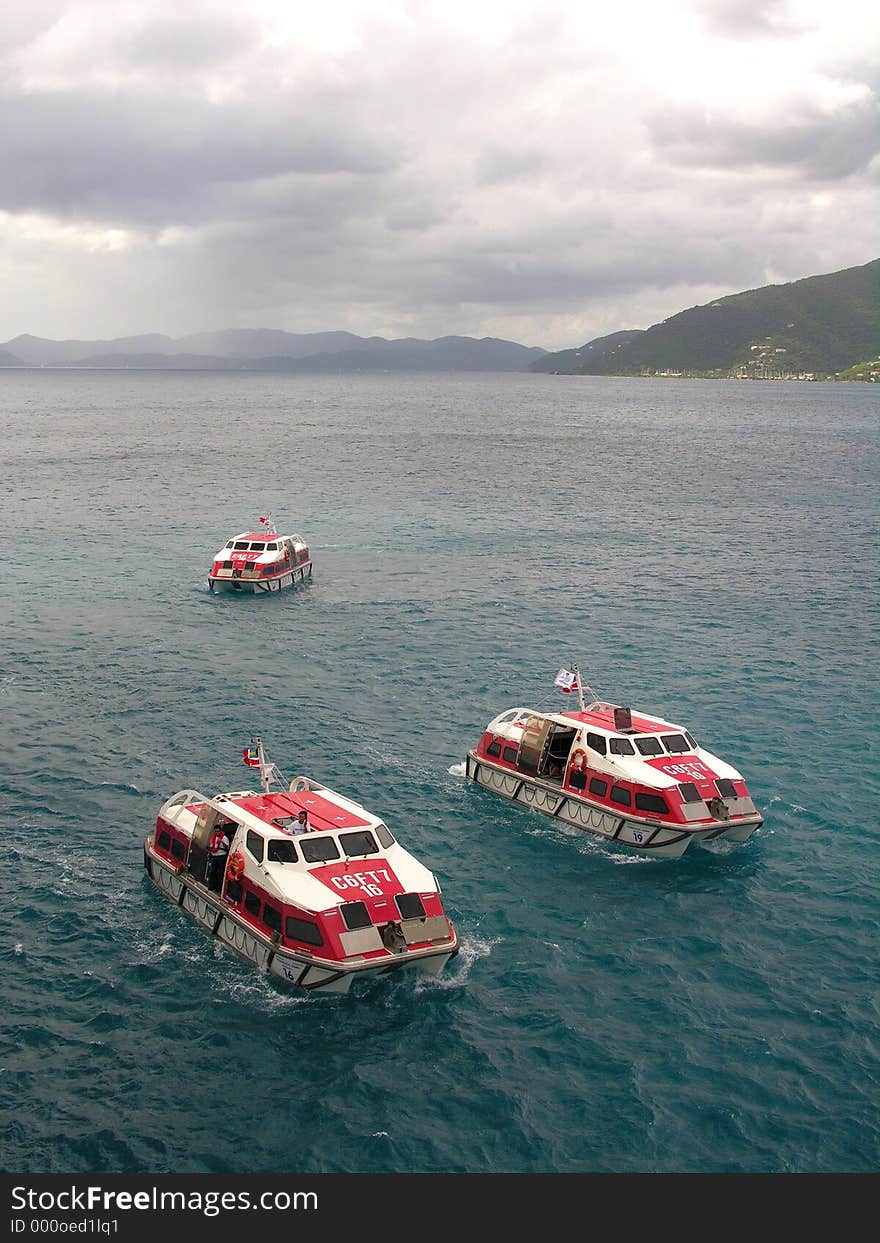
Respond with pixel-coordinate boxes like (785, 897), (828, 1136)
(531, 259), (880, 377)
(0, 329), (546, 372)
(1, 258), (876, 377)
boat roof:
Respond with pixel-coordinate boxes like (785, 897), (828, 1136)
(195, 784), (380, 839)
(556, 704), (681, 735)
(494, 702), (684, 736)
(229, 790), (372, 832)
(229, 531), (305, 542)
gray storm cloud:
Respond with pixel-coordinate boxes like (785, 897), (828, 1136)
(0, 0), (877, 346)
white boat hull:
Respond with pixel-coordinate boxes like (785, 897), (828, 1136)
(466, 751), (761, 858)
(144, 842), (458, 993)
(208, 563), (312, 593)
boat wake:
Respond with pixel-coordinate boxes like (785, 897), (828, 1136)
(447, 762), (466, 777)
(414, 931), (499, 992)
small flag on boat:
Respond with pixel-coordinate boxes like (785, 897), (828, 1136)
(554, 668), (579, 693)
(259, 516), (270, 526)
(243, 747), (260, 767)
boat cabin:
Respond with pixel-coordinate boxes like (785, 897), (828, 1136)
(476, 701), (751, 826)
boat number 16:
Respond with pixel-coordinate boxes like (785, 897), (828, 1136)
(330, 868), (393, 896)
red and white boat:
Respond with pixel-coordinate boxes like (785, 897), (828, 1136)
(208, 514), (312, 593)
(144, 738), (459, 993)
(465, 665), (763, 859)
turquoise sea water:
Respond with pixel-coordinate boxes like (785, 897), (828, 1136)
(0, 369), (877, 1174)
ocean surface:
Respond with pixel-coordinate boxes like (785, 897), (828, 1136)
(0, 369), (877, 1175)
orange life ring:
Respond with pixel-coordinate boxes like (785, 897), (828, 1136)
(226, 852), (245, 881)
(570, 748), (587, 770)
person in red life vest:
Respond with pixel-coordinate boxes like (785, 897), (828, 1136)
(206, 822), (232, 891)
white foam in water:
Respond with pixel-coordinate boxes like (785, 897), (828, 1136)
(415, 932), (499, 992)
(447, 762), (466, 777)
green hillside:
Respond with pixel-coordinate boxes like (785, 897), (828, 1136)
(529, 329), (643, 373)
(533, 258), (880, 377)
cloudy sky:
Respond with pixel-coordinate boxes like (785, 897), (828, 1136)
(1, 0), (878, 349)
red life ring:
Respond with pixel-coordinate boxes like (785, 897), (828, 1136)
(570, 748), (587, 770)
(226, 852), (245, 881)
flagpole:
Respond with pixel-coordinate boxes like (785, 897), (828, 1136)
(573, 664), (587, 713)
(254, 735), (271, 794)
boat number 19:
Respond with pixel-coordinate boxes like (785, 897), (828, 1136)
(330, 868), (393, 897)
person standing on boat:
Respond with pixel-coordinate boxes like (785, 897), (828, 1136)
(206, 822), (232, 891)
(295, 809), (310, 834)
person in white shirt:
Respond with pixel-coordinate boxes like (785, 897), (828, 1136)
(206, 823), (232, 891)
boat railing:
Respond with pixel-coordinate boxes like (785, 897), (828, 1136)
(289, 776), (327, 793)
(158, 788), (207, 819)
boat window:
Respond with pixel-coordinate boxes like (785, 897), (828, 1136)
(679, 782), (702, 803)
(225, 879), (243, 904)
(300, 837), (340, 863)
(170, 838), (185, 861)
(375, 823), (395, 848)
(250, 542), (265, 552)
(587, 732), (607, 757)
(157, 829), (171, 851)
(610, 737), (635, 755)
(233, 541), (250, 550)
(272, 816), (297, 831)
(225, 540), (234, 548)
(487, 740), (502, 757)
(684, 731), (697, 749)
(635, 736), (663, 756)
(340, 901), (372, 931)
(339, 830), (379, 857)
(245, 830), (264, 862)
(610, 785), (632, 806)
(267, 542), (279, 551)
(589, 777), (608, 797)
(244, 891), (261, 917)
(569, 770), (586, 790)
(662, 734), (690, 754)
(502, 745), (519, 763)
(715, 778), (737, 798)
(286, 916), (324, 946)
(267, 839), (298, 863)
(396, 892), (426, 920)
(635, 792), (669, 814)
(262, 903), (282, 933)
